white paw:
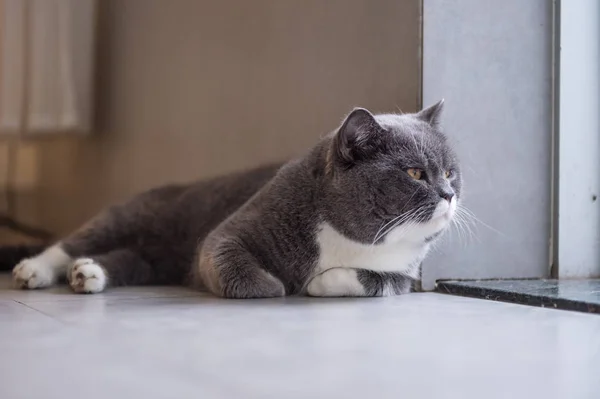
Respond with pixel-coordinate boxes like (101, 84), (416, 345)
(68, 258), (107, 294)
(12, 258), (56, 289)
(306, 268), (365, 297)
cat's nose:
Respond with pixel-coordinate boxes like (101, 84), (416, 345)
(439, 189), (454, 202)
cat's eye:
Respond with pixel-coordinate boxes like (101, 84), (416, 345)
(445, 170), (454, 179)
(407, 168), (424, 180)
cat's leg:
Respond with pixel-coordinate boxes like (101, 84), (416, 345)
(13, 206), (134, 289)
(12, 244), (72, 289)
(198, 240), (285, 299)
(306, 268), (413, 297)
(66, 249), (153, 294)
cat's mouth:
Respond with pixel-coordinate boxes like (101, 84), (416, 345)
(429, 199), (456, 222)
(429, 211), (451, 223)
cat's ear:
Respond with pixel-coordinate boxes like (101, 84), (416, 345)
(416, 99), (444, 128)
(331, 107), (382, 168)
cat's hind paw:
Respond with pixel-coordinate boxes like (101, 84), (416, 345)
(68, 258), (107, 294)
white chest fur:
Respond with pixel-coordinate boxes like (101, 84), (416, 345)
(314, 222), (429, 279)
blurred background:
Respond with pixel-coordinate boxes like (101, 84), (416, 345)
(0, 0), (420, 240)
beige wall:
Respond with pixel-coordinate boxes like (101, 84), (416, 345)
(9, 0), (420, 236)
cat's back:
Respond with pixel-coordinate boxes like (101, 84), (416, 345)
(176, 163), (283, 209)
(165, 163), (284, 235)
(108, 162), (283, 243)
(126, 162), (282, 210)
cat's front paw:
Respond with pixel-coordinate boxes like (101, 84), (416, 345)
(12, 259), (56, 289)
(306, 268), (366, 297)
(68, 258), (107, 294)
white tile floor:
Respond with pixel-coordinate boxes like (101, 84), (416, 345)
(0, 274), (599, 399)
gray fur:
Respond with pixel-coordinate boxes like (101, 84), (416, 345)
(356, 270), (414, 296)
(53, 101), (461, 298)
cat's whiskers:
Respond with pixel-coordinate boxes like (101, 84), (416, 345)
(458, 207), (477, 242)
(457, 204), (506, 248)
(372, 204), (434, 245)
(371, 187), (423, 244)
(409, 131), (421, 157)
(372, 207), (423, 245)
(418, 120), (428, 156)
(450, 208), (471, 247)
(372, 212), (410, 245)
(459, 206), (506, 238)
(408, 121), (426, 158)
(371, 208), (419, 245)
(449, 204), (496, 247)
(389, 206), (434, 241)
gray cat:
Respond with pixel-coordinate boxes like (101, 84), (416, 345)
(6, 100), (461, 298)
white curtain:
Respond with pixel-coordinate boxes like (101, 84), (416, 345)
(0, 0), (96, 136)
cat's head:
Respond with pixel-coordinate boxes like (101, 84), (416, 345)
(322, 100), (461, 245)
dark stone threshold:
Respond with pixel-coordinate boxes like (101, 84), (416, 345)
(436, 279), (600, 314)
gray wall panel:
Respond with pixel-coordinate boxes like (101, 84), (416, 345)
(557, 0), (600, 278)
(422, 0), (553, 289)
